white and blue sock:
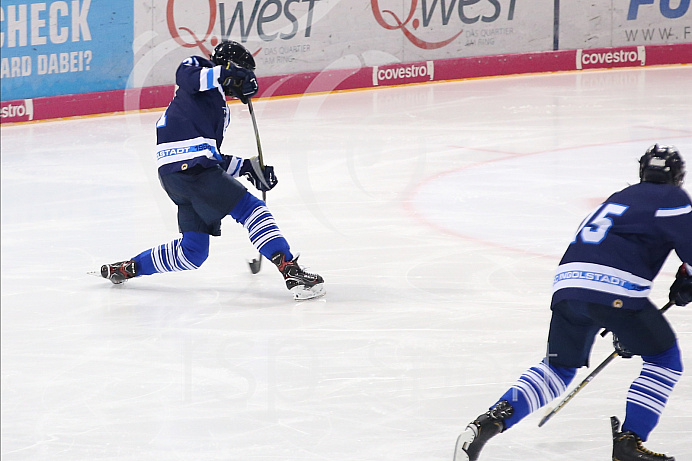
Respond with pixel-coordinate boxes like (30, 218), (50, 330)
(497, 359), (577, 429)
(623, 342), (682, 441)
(133, 231), (209, 275)
(230, 192), (292, 261)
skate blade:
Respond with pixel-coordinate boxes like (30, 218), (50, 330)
(452, 430), (474, 461)
(291, 283), (326, 301)
(88, 270), (127, 284)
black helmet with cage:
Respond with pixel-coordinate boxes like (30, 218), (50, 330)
(210, 41), (256, 70)
(639, 144), (685, 186)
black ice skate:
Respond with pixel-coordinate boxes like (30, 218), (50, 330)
(611, 416), (674, 461)
(101, 260), (137, 284)
(453, 400), (514, 461)
(271, 252), (325, 300)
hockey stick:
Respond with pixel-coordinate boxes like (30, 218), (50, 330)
(537, 300), (675, 428)
(246, 98), (266, 275)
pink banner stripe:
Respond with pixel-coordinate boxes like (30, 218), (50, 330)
(2, 44), (690, 124)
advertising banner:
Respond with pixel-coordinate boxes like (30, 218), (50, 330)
(1, 0), (690, 124)
(560, 0), (692, 49)
(131, 0), (555, 89)
(0, 0), (134, 100)
(4, 43), (688, 123)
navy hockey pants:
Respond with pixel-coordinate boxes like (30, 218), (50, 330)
(160, 165), (247, 236)
(547, 299), (676, 367)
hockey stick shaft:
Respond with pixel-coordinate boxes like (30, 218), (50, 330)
(247, 98), (266, 274)
(247, 99), (266, 202)
(538, 300), (675, 427)
(537, 351), (618, 427)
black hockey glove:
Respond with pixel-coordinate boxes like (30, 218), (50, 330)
(669, 263), (692, 306)
(219, 63), (258, 104)
(612, 334), (633, 359)
(240, 156), (277, 192)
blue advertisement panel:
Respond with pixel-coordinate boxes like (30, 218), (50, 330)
(1, 0), (134, 100)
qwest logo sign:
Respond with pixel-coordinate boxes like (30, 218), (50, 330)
(576, 46), (646, 70)
(371, 0), (517, 49)
(165, 0), (321, 57)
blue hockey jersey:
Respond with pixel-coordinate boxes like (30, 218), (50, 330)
(154, 56), (236, 175)
(551, 182), (692, 310)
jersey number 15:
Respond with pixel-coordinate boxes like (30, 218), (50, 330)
(573, 203), (629, 244)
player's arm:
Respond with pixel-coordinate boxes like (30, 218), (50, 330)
(175, 57), (225, 93)
(221, 154), (244, 177)
(221, 154), (277, 191)
(660, 190), (692, 306)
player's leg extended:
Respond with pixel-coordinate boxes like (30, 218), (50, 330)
(101, 231), (209, 283)
(133, 231), (209, 275)
(454, 300), (596, 461)
(453, 361), (578, 461)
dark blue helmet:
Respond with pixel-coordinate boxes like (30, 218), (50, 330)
(210, 41), (255, 70)
(639, 144), (685, 186)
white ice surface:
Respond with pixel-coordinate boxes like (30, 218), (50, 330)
(2, 66), (692, 460)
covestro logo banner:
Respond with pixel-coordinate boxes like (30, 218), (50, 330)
(576, 46), (646, 70)
(373, 61), (434, 86)
(0, 99), (33, 121)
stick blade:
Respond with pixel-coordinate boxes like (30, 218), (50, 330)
(248, 257), (262, 274)
(537, 408), (554, 427)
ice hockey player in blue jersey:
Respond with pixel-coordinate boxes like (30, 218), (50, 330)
(100, 41), (324, 300)
(454, 145), (692, 461)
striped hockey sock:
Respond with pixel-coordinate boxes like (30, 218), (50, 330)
(497, 359), (576, 430)
(133, 232), (209, 276)
(243, 204), (291, 260)
(230, 193), (291, 261)
(623, 343), (682, 441)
